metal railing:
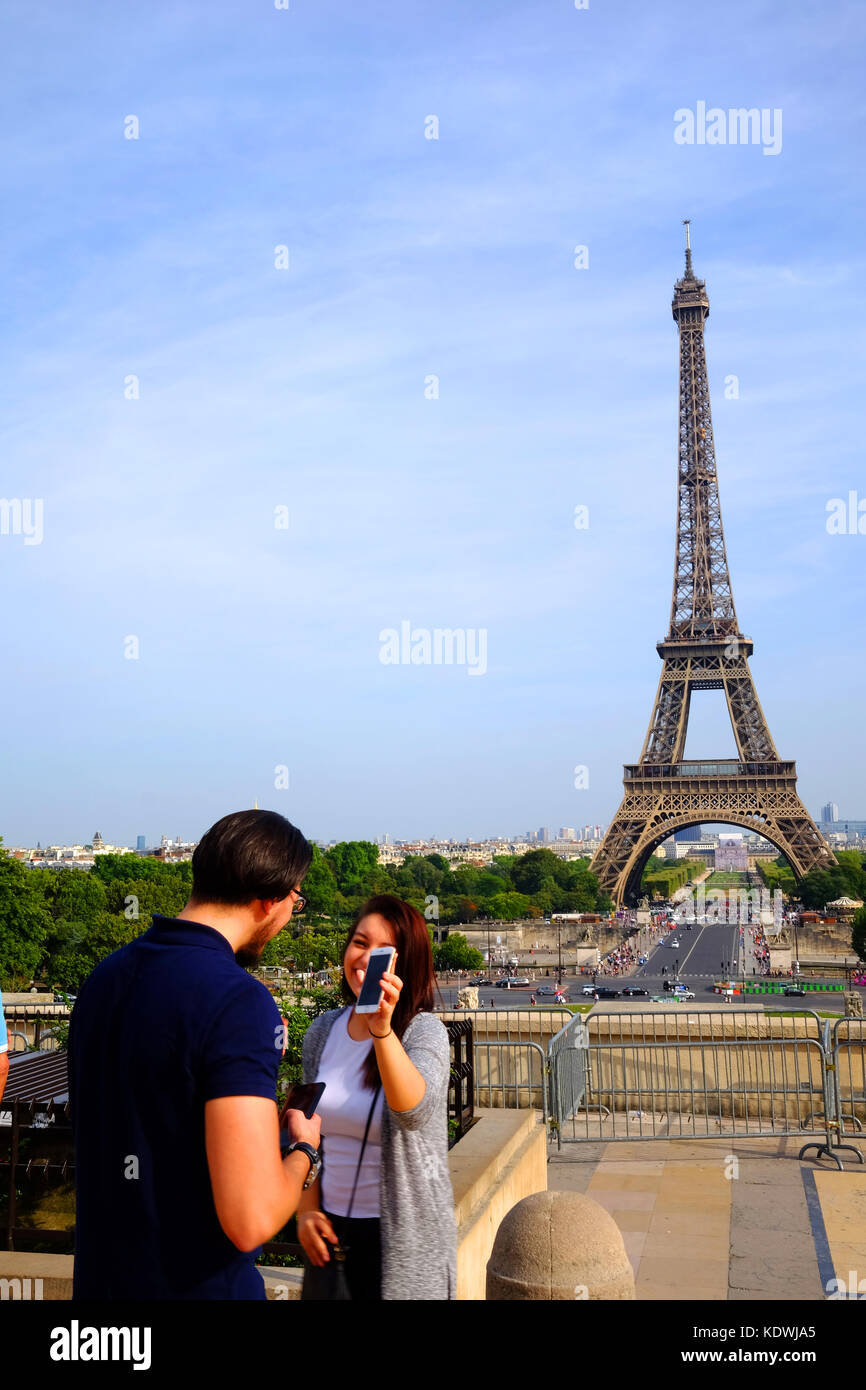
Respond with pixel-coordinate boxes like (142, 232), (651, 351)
(831, 1017), (866, 1144)
(445, 1019), (475, 1142)
(0, 1100), (73, 1252)
(438, 1007), (570, 1120)
(547, 1014), (589, 1138)
(547, 1008), (866, 1167)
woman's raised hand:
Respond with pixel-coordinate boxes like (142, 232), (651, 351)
(297, 1210), (339, 1266)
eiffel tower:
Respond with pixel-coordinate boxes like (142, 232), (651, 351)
(591, 224), (835, 906)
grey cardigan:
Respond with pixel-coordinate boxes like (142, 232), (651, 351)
(302, 1007), (457, 1301)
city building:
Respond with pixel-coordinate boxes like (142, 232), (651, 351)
(715, 833), (748, 871)
(821, 802), (839, 823)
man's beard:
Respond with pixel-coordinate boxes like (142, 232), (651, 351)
(234, 924), (273, 970)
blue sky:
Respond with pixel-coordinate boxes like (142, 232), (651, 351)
(1, 0), (864, 848)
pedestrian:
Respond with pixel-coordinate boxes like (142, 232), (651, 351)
(68, 809), (322, 1299)
(297, 894), (457, 1300)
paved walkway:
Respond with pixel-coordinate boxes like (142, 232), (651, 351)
(548, 1136), (866, 1300)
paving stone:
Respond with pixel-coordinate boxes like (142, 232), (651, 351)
(729, 1226), (815, 1260)
(648, 1210), (731, 1237)
(727, 1287), (818, 1302)
(728, 1251), (821, 1295)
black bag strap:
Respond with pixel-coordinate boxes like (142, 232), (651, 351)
(345, 1084), (382, 1222)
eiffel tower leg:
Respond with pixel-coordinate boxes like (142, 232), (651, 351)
(640, 663), (691, 764)
(723, 658), (778, 762)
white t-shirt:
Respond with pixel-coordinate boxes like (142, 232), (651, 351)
(316, 1010), (384, 1219)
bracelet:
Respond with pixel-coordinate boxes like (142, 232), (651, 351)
(369, 1028), (392, 1039)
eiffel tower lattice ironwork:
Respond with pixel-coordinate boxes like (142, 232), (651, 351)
(591, 224), (835, 906)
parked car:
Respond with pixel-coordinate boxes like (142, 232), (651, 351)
(672, 986), (695, 1000)
(621, 986), (648, 997)
(495, 976), (530, 988)
(581, 984), (597, 997)
(469, 977), (492, 986)
(784, 986), (806, 996)
(594, 986), (620, 999)
(536, 984), (566, 997)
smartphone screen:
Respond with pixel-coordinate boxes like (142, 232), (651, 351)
(280, 1081), (326, 1121)
(356, 947), (396, 1012)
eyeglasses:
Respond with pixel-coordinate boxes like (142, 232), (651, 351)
(291, 889), (306, 914)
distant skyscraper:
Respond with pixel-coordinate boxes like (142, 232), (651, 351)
(675, 826), (702, 842)
(821, 802), (839, 823)
(594, 825), (602, 839)
(539, 827), (550, 843)
(136, 835), (146, 853)
(560, 827), (575, 841)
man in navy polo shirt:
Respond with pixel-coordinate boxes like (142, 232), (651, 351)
(69, 809), (321, 1299)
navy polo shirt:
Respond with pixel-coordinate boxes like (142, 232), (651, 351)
(68, 915), (282, 1299)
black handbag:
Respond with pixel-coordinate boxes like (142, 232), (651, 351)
(300, 1085), (381, 1302)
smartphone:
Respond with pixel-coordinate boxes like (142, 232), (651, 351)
(355, 946), (397, 1013)
(279, 1081), (326, 1122)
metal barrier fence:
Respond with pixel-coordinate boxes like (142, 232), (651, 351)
(441, 1006), (866, 1169)
(438, 1008), (570, 1122)
(551, 1010), (866, 1167)
(832, 1017), (866, 1149)
(547, 1014), (589, 1137)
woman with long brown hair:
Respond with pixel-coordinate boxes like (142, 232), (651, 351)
(297, 894), (457, 1300)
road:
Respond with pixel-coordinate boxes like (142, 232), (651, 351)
(436, 921), (865, 1012)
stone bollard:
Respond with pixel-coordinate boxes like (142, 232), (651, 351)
(457, 986), (479, 1010)
(844, 991), (863, 1017)
(486, 1190), (635, 1300)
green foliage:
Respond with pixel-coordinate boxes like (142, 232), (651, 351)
(324, 842), (379, 896)
(299, 845), (337, 916)
(641, 857), (703, 901)
(433, 933), (484, 971)
(852, 905), (866, 964)
(757, 857), (796, 894)
(273, 980), (344, 1091)
(486, 890), (534, 921)
(798, 854), (866, 911)
(0, 835), (612, 994)
(0, 843), (52, 986)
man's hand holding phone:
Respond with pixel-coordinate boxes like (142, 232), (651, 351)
(283, 1107), (321, 1150)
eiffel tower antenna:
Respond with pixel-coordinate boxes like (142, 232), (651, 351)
(591, 229), (835, 905)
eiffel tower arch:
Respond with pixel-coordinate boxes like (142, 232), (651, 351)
(591, 225), (835, 907)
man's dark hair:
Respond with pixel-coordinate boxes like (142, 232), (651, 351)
(190, 810), (313, 906)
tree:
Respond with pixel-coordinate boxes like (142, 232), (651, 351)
(300, 846), (337, 916)
(433, 934), (484, 971)
(511, 850), (563, 896)
(487, 891), (533, 921)
(0, 844), (52, 986)
(852, 905), (866, 965)
(324, 842), (379, 896)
